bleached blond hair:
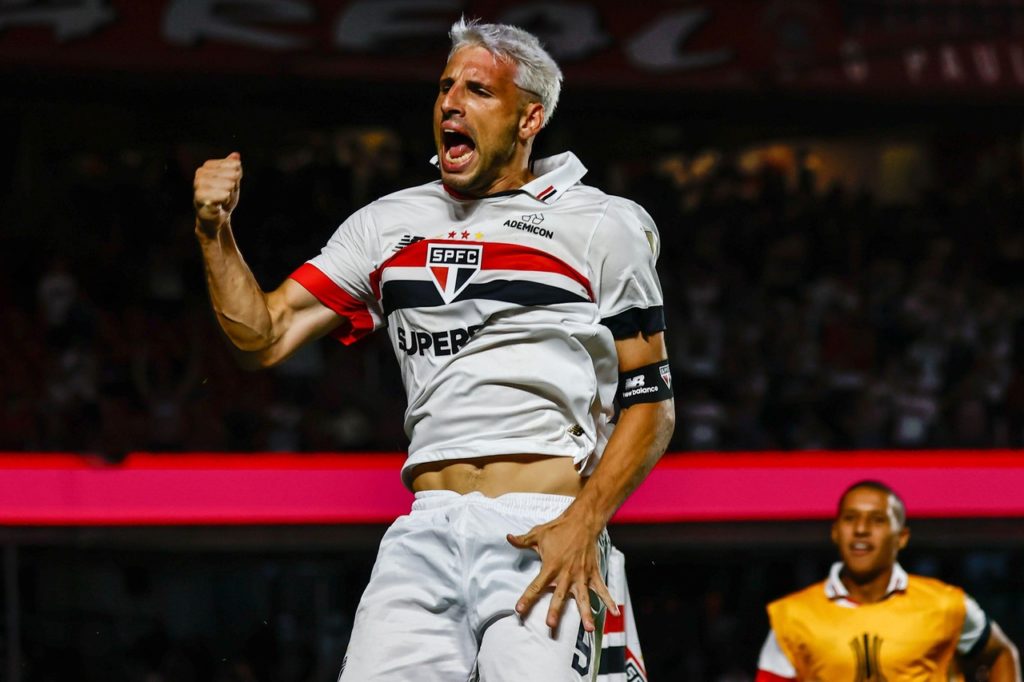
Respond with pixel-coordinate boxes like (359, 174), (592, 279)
(448, 17), (563, 128)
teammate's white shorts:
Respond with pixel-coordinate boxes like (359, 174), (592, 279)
(339, 490), (610, 681)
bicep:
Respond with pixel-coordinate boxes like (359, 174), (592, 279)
(614, 331), (668, 372)
(257, 279), (341, 367)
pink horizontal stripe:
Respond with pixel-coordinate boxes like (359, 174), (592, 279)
(0, 451), (1022, 525)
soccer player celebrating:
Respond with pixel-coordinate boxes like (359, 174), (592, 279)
(193, 18), (672, 681)
(756, 480), (1020, 681)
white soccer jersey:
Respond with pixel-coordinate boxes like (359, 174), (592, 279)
(290, 152), (664, 487)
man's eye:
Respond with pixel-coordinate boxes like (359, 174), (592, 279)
(470, 85), (490, 96)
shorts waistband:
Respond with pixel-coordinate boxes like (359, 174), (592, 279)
(411, 490), (575, 516)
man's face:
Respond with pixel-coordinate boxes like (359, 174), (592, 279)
(831, 487), (909, 580)
(433, 45), (539, 196)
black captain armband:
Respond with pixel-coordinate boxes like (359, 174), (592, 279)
(617, 361), (674, 407)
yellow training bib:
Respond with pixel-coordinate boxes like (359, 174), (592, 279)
(767, 575), (966, 681)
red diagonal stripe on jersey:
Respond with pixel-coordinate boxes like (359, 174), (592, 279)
(370, 240), (593, 301)
(289, 263), (374, 345)
(481, 242), (593, 300)
(603, 608), (625, 634)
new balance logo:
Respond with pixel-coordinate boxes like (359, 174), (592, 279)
(393, 234), (424, 252)
(624, 376), (645, 390)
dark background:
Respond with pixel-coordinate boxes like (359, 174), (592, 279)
(2, 1), (1024, 680)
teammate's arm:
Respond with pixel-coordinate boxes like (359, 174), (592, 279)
(194, 152), (340, 369)
(969, 622), (1022, 682)
(508, 330), (674, 633)
(755, 630), (797, 681)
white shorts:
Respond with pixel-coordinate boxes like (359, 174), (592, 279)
(339, 490), (611, 682)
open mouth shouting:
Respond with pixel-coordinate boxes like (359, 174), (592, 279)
(441, 125), (477, 173)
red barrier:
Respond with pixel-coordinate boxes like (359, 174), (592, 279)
(0, 1), (1021, 94)
(0, 451), (1021, 525)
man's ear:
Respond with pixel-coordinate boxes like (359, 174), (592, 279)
(897, 525), (910, 551)
(830, 522), (840, 547)
(519, 102), (545, 142)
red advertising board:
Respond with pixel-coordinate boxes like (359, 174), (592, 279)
(0, 0), (1022, 94)
(1, 451), (1023, 525)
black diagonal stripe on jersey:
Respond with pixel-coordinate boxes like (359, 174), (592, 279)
(597, 645), (625, 675)
(382, 279), (588, 314)
(454, 280), (589, 307)
(381, 281), (444, 315)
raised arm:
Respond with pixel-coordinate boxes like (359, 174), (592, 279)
(193, 152), (340, 369)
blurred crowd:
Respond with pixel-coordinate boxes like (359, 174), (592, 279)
(1, 125), (1023, 455)
(17, 542), (1024, 682)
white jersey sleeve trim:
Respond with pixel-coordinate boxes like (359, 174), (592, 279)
(957, 594), (990, 655)
(757, 630), (797, 677)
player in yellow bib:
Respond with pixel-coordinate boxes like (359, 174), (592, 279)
(756, 480), (1020, 682)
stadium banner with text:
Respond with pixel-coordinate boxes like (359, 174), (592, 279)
(1, 451), (1023, 525)
(1, 0), (1023, 93)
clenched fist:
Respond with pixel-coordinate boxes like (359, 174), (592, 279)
(194, 152), (242, 236)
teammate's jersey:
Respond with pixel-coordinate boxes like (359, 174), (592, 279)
(758, 563), (990, 682)
(289, 153), (664, 487)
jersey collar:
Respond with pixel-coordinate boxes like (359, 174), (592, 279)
(430, 151), (587, 203)
(825, 561), (909, 605)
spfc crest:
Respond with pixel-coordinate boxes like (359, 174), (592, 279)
(659, 363), (672, 389)
(427, 243), (482, 303)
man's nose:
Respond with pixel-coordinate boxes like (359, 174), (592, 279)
(441, 84), (464, 115)
(853, 518), (869, 534)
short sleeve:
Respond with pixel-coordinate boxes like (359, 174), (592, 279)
(589, 198), (665, 339)
(288, 206), (384, 345)
(757, 630), (797, 678)
(957, 594), (991, 656)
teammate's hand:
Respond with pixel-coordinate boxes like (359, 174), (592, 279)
(193, 152), (242, 236)
(507, 512), (619, 634)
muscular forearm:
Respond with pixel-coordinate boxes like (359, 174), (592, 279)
(196, 220), (279, 354)
(568, 400), (675, 530)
